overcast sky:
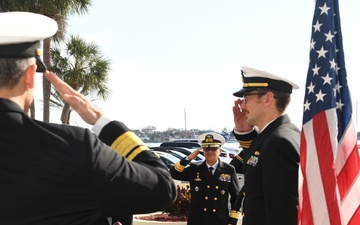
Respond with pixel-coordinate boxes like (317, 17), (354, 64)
(35, 0), (360, 132)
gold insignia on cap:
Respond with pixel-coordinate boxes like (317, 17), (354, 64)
(205, 134), (214, 143)
(199, 132), (224, 148)
(254, 151), (260, 155)
(36, 48), (42, 57)
(243, 82), (269, 87)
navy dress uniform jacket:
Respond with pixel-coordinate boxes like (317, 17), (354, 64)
(0, 99), (176, 225)
(170, 158), (240, 225)
(230, 114), (300, 225)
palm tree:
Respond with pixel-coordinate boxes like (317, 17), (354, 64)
(50, 35), (111, 124)
(0, 0), (91, 122)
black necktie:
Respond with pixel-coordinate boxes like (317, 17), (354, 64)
(209, 167), (214, 176)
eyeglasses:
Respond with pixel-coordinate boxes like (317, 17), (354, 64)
(203, 147), (219, 151)
(242, 92), (266, 104)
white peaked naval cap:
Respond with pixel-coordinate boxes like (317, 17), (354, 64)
(0, 11), (58, 72)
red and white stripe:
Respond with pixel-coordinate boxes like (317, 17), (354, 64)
(299, 109), (360, 225)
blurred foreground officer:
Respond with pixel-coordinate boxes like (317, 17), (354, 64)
(170, 132), (240, 225)
(230, 67), (300, 225)
(0, 12), (176, 225)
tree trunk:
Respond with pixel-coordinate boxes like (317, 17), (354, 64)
(67, 110), (71, 125)
(42, 38), (51, 122)
(61, 103), (71, 124)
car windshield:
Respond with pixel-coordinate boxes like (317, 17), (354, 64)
(168, 151), (187, 159)
(154, 151), (180, 162)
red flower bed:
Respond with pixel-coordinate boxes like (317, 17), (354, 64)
(136, 185), (190, 222)
(135, 213), (187, 222)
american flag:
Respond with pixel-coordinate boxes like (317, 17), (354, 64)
(298, 0), (360, 224)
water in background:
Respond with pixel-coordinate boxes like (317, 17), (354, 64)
(146, 142), (241, 149)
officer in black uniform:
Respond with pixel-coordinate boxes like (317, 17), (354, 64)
(230, 67), (300, 225)
(0, 12), (176, 225)
(170, 132), (241, 225)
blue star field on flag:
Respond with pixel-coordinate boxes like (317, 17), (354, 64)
(302, 0), (353, 141)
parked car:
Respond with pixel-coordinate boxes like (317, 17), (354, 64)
(198, 148), (230, 159)
(151, 151), (180, 169)
(160, 141), (201, 149)
(159, 141), (231, 159)
(219, 148), (235, 158)
(150, 146), (205, 161)
(150, 148), (187, 160)
(172, 139), (198, 143)
(221, 146), (242, 157)
(220, 156), (232, 164)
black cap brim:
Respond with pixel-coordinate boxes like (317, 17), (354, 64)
(0, 41), (46, 73)
(233, 87), (258, 97)
(35, 55), (47, 73)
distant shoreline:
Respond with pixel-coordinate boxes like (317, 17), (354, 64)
(145, 142), (241, 149)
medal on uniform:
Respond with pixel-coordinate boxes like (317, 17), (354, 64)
(194, 172), (201, 181)
(195, 186), (199, 192)
(219, 173), (231, 182)
(247, 155), (259, 167)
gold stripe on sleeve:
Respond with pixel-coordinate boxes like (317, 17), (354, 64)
(236, 155), (243, 162)
(230, 210), (241, 219)
(111, 131), (148, 160)
(126, 145), (149, 161)
(239, 140), (252, 149)
(174, 161), (185, 172)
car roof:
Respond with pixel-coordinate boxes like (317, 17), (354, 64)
(151, 149), (187, 159)
(160, 141), (201, 149)
(150, 146), (205, 161)
(152, 151), (180, 163)
(172, 139), (198, 143)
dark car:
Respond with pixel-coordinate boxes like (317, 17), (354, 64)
(151, 151), (180, 169)
(172, 139), (198, 143)
(159, 142), (230, 159)
(160, 141), (201, 149)
(150, 148), (187, 160)
(150, 146), (205, 161)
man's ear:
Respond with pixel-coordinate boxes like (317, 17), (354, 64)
(265, 92), (275, 104)
(24, 64), (37, 89)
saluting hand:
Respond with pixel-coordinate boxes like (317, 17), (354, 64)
(44, 71), (104, 125)
(188, 147), (201, 161)
(233, 99), (253, 132)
